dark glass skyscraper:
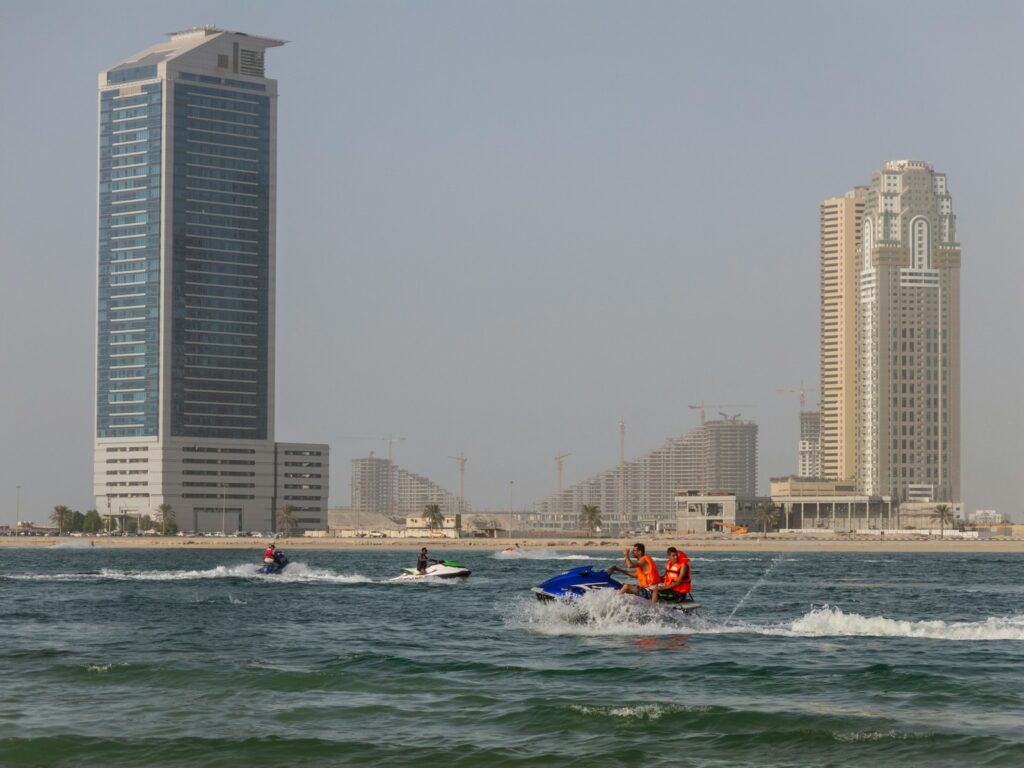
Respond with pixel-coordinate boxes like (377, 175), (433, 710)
(92, 28), (323, 533)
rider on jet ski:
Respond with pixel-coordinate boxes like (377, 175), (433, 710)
(263, 542), (284, 566)
(417, 547), (441, 574)
(649, 546), (692, 604)
(607, 542), (660, 599)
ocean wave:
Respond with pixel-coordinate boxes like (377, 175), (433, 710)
(832, 729), (932, 743)
(784, 605), (1024, 641)
(569, 703), (717, 720)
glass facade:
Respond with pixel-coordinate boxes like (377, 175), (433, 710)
(170, 77), (271, 439)
(107, 64), (158, 85)
(96, 82), (163, 438)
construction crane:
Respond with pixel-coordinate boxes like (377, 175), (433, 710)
(448, 453), (467, 511)
(687, 402), (754, 425)
(776, 382), (819, 413)
(337, 434), (407, 462)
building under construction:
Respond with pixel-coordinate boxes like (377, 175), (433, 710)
(351, 453), (467, 521)
(532, 417), (758, 532)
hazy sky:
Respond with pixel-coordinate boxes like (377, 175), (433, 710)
(1, 0), (1022, 523)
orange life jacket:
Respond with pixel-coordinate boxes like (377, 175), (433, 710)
(636, 554), (660, 588)
(663, 553), (691, 594)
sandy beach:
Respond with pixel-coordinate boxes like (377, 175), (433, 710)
(5, 534), (1024, 553)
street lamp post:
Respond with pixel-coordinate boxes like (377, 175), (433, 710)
(16, 485), (21, 526)
(221, 483), (226, 535)
(508, 480), (514, 539)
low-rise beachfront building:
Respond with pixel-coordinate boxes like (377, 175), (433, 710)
(327, 508), (403, 538)
(892, 500), (964, 530)
(404, 514), (464, 538)
(770, 476), (893, 531)
(970, 510), (1004, 525)
(673, 489), (768, 534)
(275, 443), (330, 534)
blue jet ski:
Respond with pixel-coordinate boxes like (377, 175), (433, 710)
(257, 553), (289, 575)
(533, 564), (701, 612)
(532, 565), (623, 601)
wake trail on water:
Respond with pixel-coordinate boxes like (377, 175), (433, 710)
(782, 605), (1024, 641)
(492, 549), (591, 560)
(2, 563), (373, 584)
(507, 592), (1024, 642)
(693, 606), (1024, 642)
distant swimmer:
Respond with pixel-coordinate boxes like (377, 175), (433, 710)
(607, 542), (660, 599)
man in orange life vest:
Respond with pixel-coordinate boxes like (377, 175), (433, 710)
(650, 546), (692, 604)
(608, 542), (661, 599)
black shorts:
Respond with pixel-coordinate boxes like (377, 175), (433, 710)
(636, 587), (653, 599)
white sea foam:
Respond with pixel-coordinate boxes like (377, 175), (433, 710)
(248, 563), (374, 584)
(781, 605), (1024, 641)
(510, 591), (1024, 642)
(570, 703), (716, 719)
(690, 605), (1024, 641)
(506, 589), (701, 637)
(832, 729), (929, 743)
(5, 563), (373, 584)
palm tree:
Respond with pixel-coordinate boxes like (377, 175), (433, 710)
(157, 503), (176, 535)
(931, 504), (954, 538)
(50, 505), (72, 535)
(423, 503), (445, 532)
(276, 504), (297, 537)
(83, 510), (102, 534)
(580, 504), (602, 536)
(755, 502), (781, 539)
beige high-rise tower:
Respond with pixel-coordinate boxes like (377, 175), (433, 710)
(820, 161), (961, 504)
(858, 161), (960, 503)
(819, 188), (864, 482)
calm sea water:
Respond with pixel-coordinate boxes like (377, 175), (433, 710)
(1, 545), (1022, 767)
